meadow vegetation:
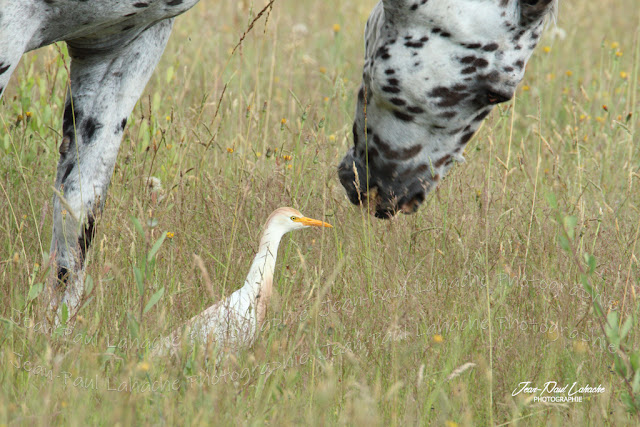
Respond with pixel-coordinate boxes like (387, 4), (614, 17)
(1, 0), (639, 424)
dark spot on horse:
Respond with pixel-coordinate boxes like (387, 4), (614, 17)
(459, 131), (475, 145)
(388, 78), (400, 86)
(62, 101), (81, 143)
(439, 111), (457, 119)
(352, 122), (359, 147)
(376, 46), (391, 60)
(122, 24), (135, 31)
(473, 110), (491, 121)
(461, 67), (476, 75)
(82, 117), (102, 142)
(57, 267), (70, 288)
(116, 118), (127, 134)
(474, 58), (489, 68)
(393, 110), (414, 122)
(407, 106), (425, 114)
(464, 43), (482, 49)
(429, 86), (468, 107)
(481, 71), (501, 83)
(373, 134), (421, 160)
(460, 56), (476, 64)
(61, 163), (74, 183)
(405, 41), (424, 48)
(514, 60), (524, 69)
(0, 63), (9, 75)
(503, 66), (514, 72)
(482, 43), (499, 52)
(414, 163), (429, 174)
(390, 98), (406, 106)
(382, 86), (401, 94)
(78, 215), (96, 263)
(385, 69), (396, 75)
(440, 32), (451, 38)
(167, 0), (184, 5)
(124, 12), (137, 17)
(434, 154), (451, 167)
(133, 2), (149, 7)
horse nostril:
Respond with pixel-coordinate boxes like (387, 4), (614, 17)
(486, 89), (512, 105)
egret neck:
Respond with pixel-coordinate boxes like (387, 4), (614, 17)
(242, 220), (288, 326)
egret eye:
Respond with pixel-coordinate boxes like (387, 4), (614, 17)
(290, 216), (297, 221)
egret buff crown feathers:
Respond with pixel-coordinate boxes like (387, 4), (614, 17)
(0, 0), (556, 323)
(154, 207), (331, 356)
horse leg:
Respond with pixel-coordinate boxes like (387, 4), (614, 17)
(49, 18), (175, 326)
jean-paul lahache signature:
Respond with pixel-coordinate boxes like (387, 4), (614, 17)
(512, 381), (605, 403)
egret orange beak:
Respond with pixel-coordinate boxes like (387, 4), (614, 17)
(296, 217), (332, 228)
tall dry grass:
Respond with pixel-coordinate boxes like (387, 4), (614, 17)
(1, 0), (639, 424)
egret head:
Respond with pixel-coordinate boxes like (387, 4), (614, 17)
(265, 207), (333, 236)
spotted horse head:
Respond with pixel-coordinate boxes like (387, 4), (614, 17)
(339, 0), (557, 218)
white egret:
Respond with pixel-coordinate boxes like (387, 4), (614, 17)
(154, 207), (331, 356)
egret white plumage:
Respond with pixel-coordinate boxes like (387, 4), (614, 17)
(154, 207), (331, 357)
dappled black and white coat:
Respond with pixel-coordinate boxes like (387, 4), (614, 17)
(339, 0), (557, 217)
(0, 0), (556, 324)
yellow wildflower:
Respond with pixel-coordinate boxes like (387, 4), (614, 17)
(332, 24), (341, 33)
(166, 232), (174, 239)
(433, 334), (444, 343)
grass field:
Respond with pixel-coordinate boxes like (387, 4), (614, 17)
(1, 0), (640, 425)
